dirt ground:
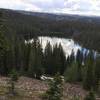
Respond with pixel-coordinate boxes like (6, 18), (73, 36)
(0, 76), (92, 100)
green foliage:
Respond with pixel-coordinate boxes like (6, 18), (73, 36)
(0, 31), (67, 77)
(43, 42), (66, 75)
(94, 57), (100, 90)
(43, 42), (53, 75)
(9, 69), (18, 82)
(42, 73), (63, 100)
(1, 8), (100, 52)
(52, 44), (66, 75)
(83, 52), (96, 90)
(76, 49), (83, 81)
(84, 90), (96, 100)
(8, 69), (18, 95)
(0, 32), (9, 56)
(71, 95), (80, 100)
(64, 61), (79, 82)
(0, 9), (100, 94)
(28, 39), (44, 79)
(0, 12), (10, 75)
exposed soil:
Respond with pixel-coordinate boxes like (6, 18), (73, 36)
(0, 76), (92, 100)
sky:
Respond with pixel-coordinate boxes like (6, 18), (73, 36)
(0, 0), (100, 16)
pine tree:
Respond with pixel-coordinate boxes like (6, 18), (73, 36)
(24, 43), (32, 74)
(33, 39), (44, 79)
(58, 44), (66, 75)
(52, 43), (66, 75)
(44, 42), (53, 75)
(76, 49), (83, 81)
(83, 51), (95, 90)
(94, 57), (100, 90)
(52, 44), (61, 75)
(84, 90), (96, 100)
(69, 49), (75, 64)
(8, 69), (18, 95)
(28, 38), (43, 79)
(0, 12), (9, 75)
(27, 43), (35, 77)
(64, 61), (79, 82)
(42, 73), (63, 100)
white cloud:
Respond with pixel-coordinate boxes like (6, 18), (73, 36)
(0, 0), (100, 16)
(24, 4), (42, 11)
(0, 0), (42, 12)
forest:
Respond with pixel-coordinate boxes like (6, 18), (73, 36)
(0, 8), (100, 100)
(0, 8), (100, 52)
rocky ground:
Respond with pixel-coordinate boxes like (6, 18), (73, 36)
(0, 76), (95, 100)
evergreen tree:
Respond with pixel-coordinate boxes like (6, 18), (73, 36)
(27, 43), (35, 77)
(94, 57), (100, 90)
(69, 49), (75, 64)
(76, 49), (83, 81)
(64, 61), (79, 82)
(24, 43), (32, 74)
(58, 44), (66, 75)
(8, 69), (18, 95)
(66, 56), (70, 66)
(33, 39), (44, 78)
(43, 42), (53, 75)
(83, 51), (95, 90)
(0, 12), (9, 75)
(52, 43), (66, 75)
(28, 38), (43, 79)
(42, 73), (63, 100)
(84, 90), (96, 100)
(52, 44), (61, 75)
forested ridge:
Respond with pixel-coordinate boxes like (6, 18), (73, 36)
(0, 8), (100, 52)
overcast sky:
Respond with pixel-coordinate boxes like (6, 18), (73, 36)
(0, 0), (100, 16)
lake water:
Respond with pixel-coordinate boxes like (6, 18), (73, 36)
(26, 36), (81, 58)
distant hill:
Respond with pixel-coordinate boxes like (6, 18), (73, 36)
(0, 8), (100, 52)
(18, 9), (100, 22)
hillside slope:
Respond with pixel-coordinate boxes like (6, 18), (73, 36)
(0, 76), (87, 100)
(0, 8), (100, 52)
